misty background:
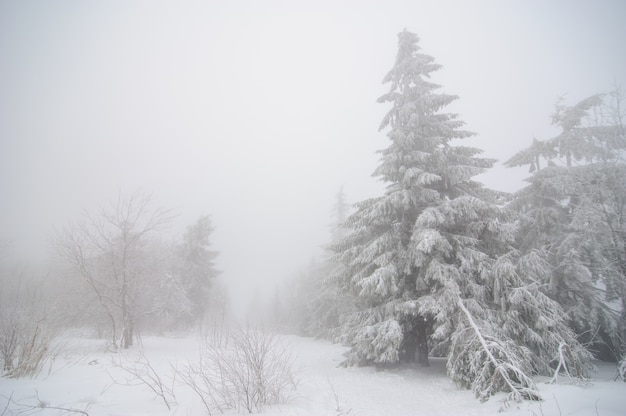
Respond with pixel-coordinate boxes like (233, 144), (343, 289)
(1, 0), (625, 315)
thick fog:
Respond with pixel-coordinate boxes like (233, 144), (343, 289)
(1, 0), (625, 315)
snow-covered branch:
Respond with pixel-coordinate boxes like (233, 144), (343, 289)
(455, 296), (541, 405)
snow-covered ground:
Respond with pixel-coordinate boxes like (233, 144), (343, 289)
(1, 334), (624, 416)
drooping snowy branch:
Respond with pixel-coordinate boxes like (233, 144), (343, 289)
(456, 296), (541, 404)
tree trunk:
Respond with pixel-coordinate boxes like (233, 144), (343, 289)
(2, 353), (14, 373)
(400, 329), (417, 362)
(416, 317), (430, 367)
(122, 317), (134, 349)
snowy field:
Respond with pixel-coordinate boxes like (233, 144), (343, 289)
(1, 333), (624, 416)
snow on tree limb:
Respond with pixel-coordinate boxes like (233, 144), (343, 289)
(455, 295), (541, 405)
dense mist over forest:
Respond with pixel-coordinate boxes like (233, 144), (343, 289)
(2, 1), (626, 414)
(2, 0), (625, 316)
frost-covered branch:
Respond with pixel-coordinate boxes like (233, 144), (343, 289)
(1, 390), (91, 415)
(548, 342), (585, 384)
(456, 296), (541, 405)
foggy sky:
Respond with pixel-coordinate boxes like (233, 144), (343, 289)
(1, 0), (625, 314)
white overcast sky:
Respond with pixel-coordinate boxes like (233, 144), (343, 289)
(1, 0), (625, 311)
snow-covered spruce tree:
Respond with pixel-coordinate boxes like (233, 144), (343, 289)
(505, 91), (626, 360)
(307, 187), (357, 339)
(176, 216), (221, 324)
(330, 30), (591, 401)
(276, 187), (356, 337)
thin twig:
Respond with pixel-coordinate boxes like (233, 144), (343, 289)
(1, 392), (13, 416)
(552, 393), (562, 416)
(3, 391), (91, 416)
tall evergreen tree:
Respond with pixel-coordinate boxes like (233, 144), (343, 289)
(506, 91), (626, 360)
(329, 30), (590, 402)
(177, 215), (220, 323)
(330, 186), (349, 243)
(307, 187), (355, 339)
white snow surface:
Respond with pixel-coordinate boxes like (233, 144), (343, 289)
(1, 334), (624, 416)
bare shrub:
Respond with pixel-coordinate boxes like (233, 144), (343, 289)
(180, 327), (298, 414)
(110, 348), (177, 410)
(0, 272), (63, 378)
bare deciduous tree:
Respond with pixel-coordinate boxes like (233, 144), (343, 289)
(56, 192), (174, 349)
